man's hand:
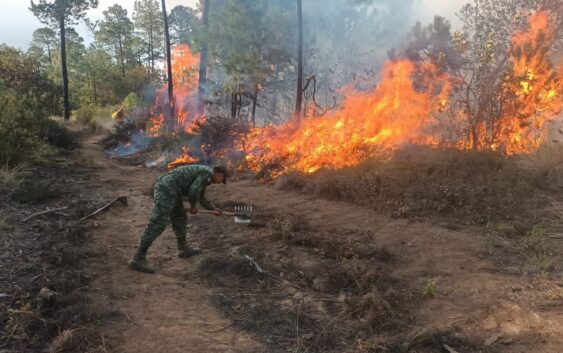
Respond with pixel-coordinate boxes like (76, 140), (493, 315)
(213, 208), (223, 216)
(188, 208), (198, 214)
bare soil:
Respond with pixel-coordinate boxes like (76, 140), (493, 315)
(5, 133), (562, 353)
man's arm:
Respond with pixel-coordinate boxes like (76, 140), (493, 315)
(187, 173), (215, 210)
(199, 192), (216, 211)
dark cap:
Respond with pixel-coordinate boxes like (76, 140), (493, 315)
(213, 165), (229, 184)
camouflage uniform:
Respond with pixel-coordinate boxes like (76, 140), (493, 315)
(138, 165), (216, 251)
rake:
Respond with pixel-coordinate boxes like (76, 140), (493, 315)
(188, 205), (253, 224)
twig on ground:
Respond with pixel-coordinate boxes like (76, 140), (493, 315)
(443, 343), (460, 353)
(243, 254), (265, 273)
(23, 206), (69, 222)
(30, 273), (45, 282)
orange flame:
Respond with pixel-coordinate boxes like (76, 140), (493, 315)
(147, 44), (201, 136)
(167, 146), (198, 170)
(243, 59), (448, 175)
(241, 12), (562, 177)
(458, 11), (561, 155)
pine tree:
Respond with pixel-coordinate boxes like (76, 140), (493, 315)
(30, 0), (99, 120)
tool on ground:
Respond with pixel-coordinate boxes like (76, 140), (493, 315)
(187, 205), (253, 224)
(78, 196), (128, 223)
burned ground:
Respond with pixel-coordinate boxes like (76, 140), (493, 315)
(0, 144), (119, 352)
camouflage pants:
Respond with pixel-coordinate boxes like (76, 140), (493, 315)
(138, 184), (187, 251)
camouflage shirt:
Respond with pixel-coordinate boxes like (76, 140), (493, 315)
(156, 165), (216, 210)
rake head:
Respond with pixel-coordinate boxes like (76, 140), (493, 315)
(233, 205), (253, 224)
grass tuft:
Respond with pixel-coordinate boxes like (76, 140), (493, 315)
(0, 162), (28, 189)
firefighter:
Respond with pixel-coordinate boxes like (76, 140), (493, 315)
(112, 107), (126, 122)
(129, 165), (228, 274)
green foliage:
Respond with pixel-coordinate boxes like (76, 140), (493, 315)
(0, 45), (62, 116)
(75, 104), (116, 131)
(30, 27), (57, 66)
(421, 282), (438, 298)
(39, 119), (79, 150)
(95, 4), (135, 75)
(12, 180), (61, 203)
(30, 0), (99, 25)
(0, 90), (78, 163)
(0, 45), (78, 163)
(169, 5), (202, 49)
(0, 92), (44, 164)
(122, 92), (141, 111)
(133, 0), (164, 71)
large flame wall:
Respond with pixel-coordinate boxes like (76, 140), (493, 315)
(242, 11), (562, 176)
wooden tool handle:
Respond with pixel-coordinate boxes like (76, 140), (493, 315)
(185, 208), (235, 216)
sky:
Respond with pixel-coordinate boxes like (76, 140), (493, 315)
(0, 0), (465, 50)
(0, 0), (198, 50)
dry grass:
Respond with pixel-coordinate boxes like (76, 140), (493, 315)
(47, 329), (81, 353)
(0, 162), (28, 189)
(279, 146), (563, 226)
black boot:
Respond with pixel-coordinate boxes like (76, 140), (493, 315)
(128, 247), (156, 274)
(177, 240), (201, 258)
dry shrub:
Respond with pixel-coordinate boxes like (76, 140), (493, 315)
(47, 329), (79, 353)
(4, 304), (46, 345)
(0, 162), (28, 189)
(282, 146), (563, 225)
(193, 115), (250, 158)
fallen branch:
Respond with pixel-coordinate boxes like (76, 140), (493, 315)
(443, 344), (460, 353)
(30, 273), (45, 283)
(23, 206), (69, 222)
(243, 254), (265, 273)
(78, 196), (128, 223)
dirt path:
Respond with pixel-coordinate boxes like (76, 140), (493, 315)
(78, 135), (563, 353)
(78, 136), (261, 353)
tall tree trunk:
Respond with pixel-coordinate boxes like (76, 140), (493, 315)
(293, 0), (304, 123)
(197, 0), (210, 116)
(231, 91), (237, 120)
(47, 44), (52, 64)
(118, 38), (125, 78)
(92, 70), (98, 103)
(162, 0), (175, 130)
(251, 86), (258, 126)
(149, 17), (154, 74)
(59, 15), (70, 121)
(237, 91), (242, 120)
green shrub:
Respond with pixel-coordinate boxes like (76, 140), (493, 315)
(0, 92), (44, 164)
(12, 180), (60, 203)
(75, 104), (115, 131)
(39, 119), (78, 150)
(421, 282), (438, 298)
(122, 92), (141, 111)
